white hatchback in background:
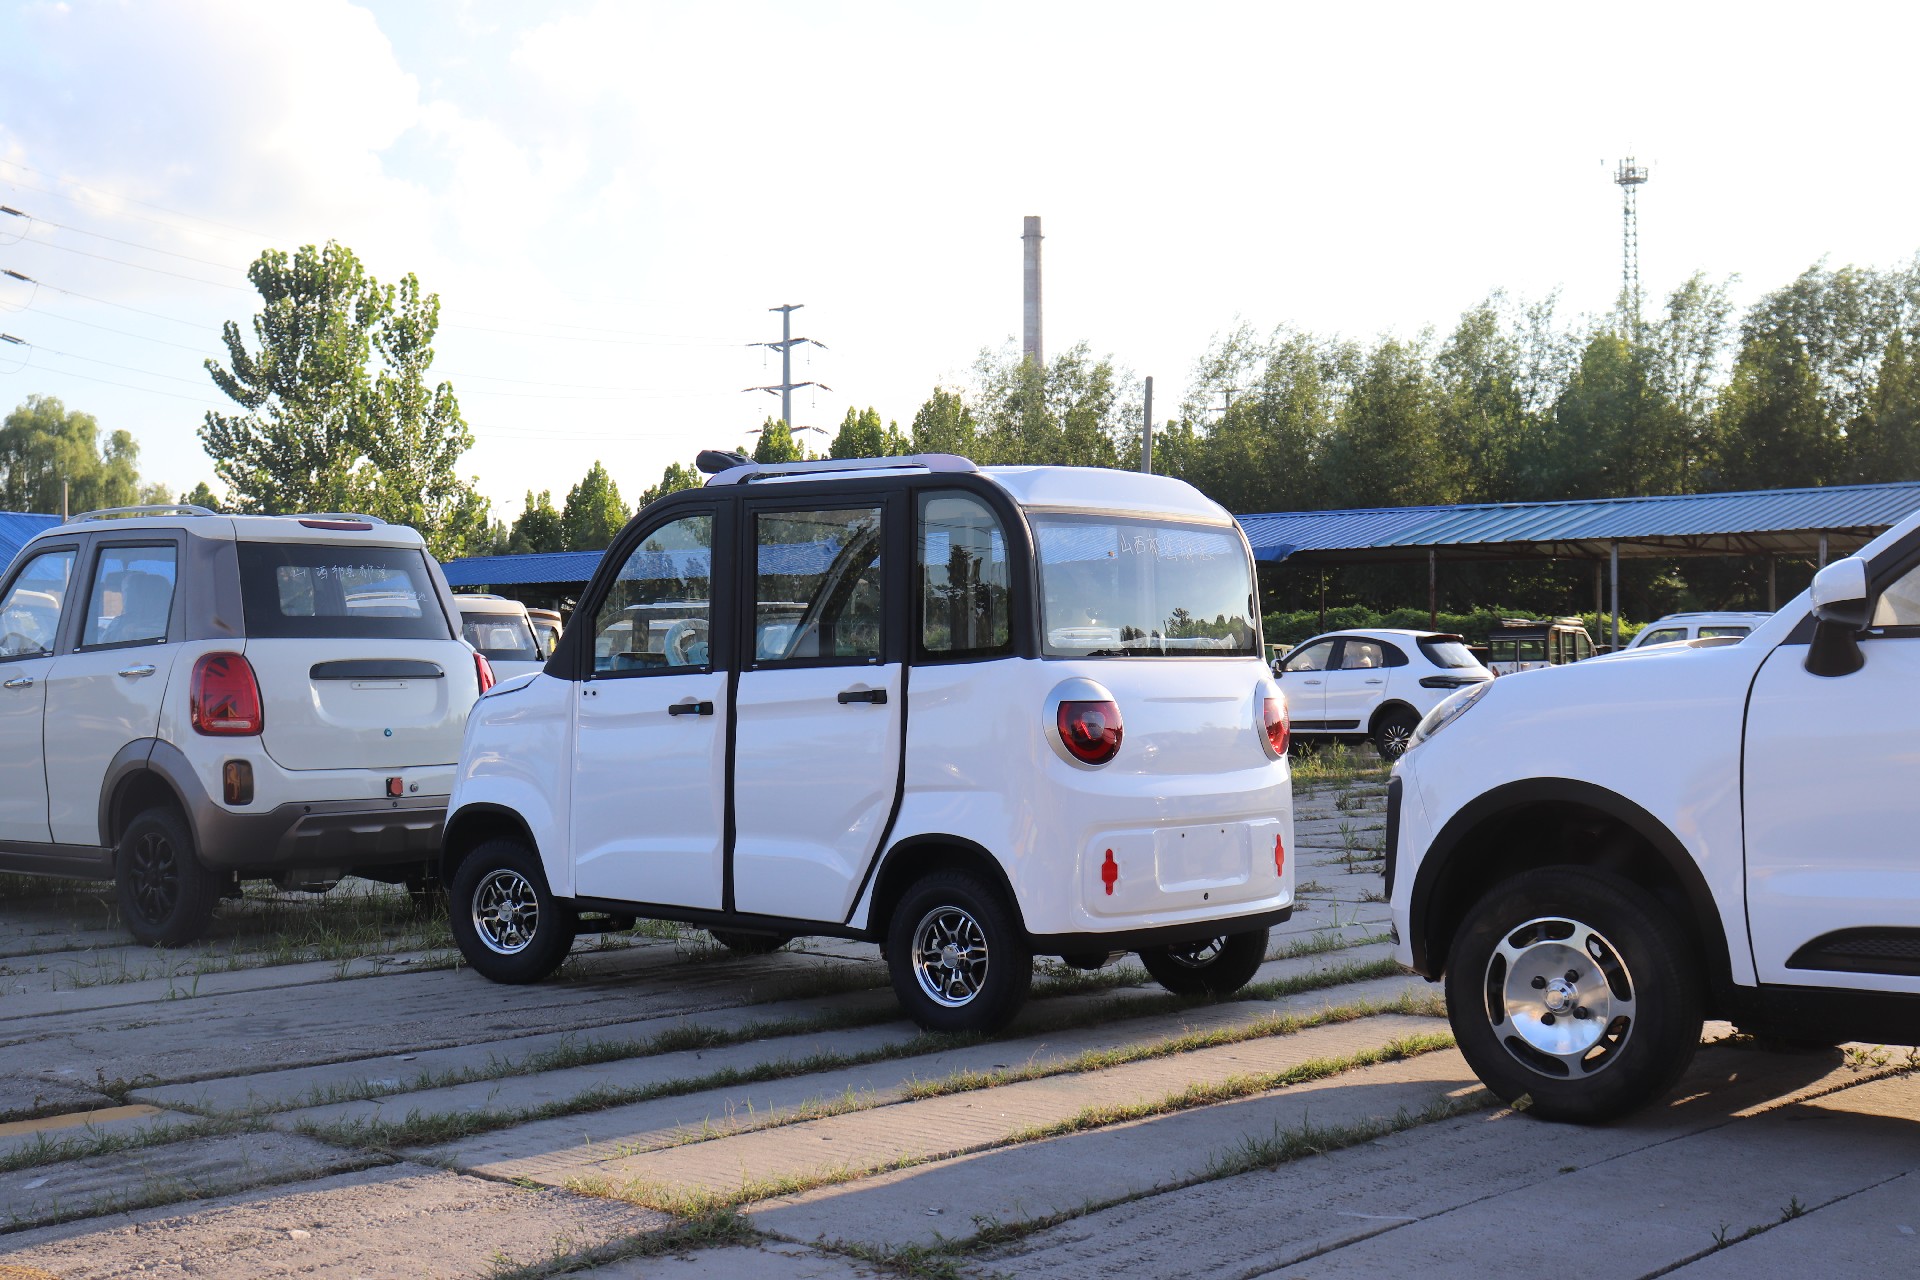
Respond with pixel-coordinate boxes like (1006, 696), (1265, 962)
(1625, 611), (1772, 650)
(442, 454), (1296, 1033)
(455, 594), (546, 680)
(1277, 629), (1491, 760)
(0, 505), (486, 945)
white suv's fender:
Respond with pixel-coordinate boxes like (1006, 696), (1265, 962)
(1390, 638), (1760, 988)
(443, 673), (575, 892)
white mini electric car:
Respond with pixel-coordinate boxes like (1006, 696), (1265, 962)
(1391, 511), (1920, 1120)
(442, 454), (1295, 1032)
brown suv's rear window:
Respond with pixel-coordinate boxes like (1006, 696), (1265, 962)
(237, 542), (449, 640)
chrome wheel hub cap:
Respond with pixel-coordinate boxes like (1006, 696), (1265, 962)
(472, 869), (540, 956)
(1484, 915), (1635, 1078)
(911, 905), (989, 1008)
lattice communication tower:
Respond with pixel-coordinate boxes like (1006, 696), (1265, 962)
(1614, 157), (1649, 327)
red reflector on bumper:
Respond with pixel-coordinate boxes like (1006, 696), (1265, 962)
(1100, 848), (1119, 896)
(386, 776), (404, 798)
(1275, 834), (1286, 877)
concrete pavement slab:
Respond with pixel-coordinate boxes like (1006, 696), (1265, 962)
(0, 1161), (673, 1279)
(577, 1240), (886, 1278)
(0, 1102), (197, 1164)
(977, 1041), (1895, 1279)
(749, 1049), (1482, 1249)
(422, 972), (1424, 1185)
(1665, 1169), (1920, 1276)
(0, 1131), (380, 1231)
(615, 1013), (1443, 1198)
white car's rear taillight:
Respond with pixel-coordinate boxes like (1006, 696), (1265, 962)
(191, 652), (264, 736)
(474, 651), (496, 695)
(1261, 694), (1289, 759)
(1056, 699), (1123, 766)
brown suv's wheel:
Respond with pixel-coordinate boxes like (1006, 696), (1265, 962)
(117, 807), (219, 947)
(449, 838), (576, 983)
(1446, 866), (1703, 1122)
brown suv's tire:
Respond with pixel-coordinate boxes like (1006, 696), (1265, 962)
(886, 870), (1031, 1035)
(1138, 927), (1269, 996)
(449, 838), (576, 983)
(117, 807), (219, 947)
(1446, 866), (1703, 1123)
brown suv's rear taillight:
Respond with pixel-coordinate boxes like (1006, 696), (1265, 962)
(192, 652), (264, 736)
(1263, 695), (1290, 758)
(1057, 699), (1123, 765)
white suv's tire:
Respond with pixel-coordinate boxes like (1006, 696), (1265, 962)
(1138, 928), (1268, 996)
(1445, 866), (1703, 1123)
(449, 838), (577, 984)
(886, 870), (1031, 1034)
(117, 807), (219, 947)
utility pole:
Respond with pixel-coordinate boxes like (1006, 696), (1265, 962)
(744, 304), (829, 430)
(1140, 377), (1154, 474)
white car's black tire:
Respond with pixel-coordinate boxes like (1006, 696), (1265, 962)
(1138, 927), (1269, 996)
(117, 807), (219, 947)
(1446, 866), (1703, 1123)
(449, 838), (576, 984)
(886, 870), (1031, 1034)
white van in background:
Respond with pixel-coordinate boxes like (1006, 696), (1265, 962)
(455, 594), (546, 680)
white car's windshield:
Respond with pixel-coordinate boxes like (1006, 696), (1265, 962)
(1033, 514), (1258, 658)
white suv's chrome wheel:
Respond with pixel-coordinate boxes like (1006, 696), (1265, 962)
(1484, 915), (1635, 1077)
(910, 904), (990, 1007)
(472, 868), (541, 956)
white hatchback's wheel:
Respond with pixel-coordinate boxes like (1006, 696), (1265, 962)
(448, 838), (576, 984)
(886, 869), (1031, 1034)
(1137, 927), (1268, 996)
(910, 904), (991, 1007)
(1446, 866), (1702, 1123)
(471, 868), (541, 956)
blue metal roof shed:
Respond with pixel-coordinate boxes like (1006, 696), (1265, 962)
(0, 512), (62, 570)
(1238, 480), (1920, 565)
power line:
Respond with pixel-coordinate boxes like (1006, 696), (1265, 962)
(5, 231), (253, 291)
(0, 204), (254, 272)
(0, 158), (284, 246)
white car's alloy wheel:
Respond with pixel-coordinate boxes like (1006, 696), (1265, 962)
(472, 867), (541, 956)
(1484, 915), (1635, 1076)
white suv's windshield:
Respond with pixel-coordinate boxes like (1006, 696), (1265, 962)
(1033, 514), (1258, 658)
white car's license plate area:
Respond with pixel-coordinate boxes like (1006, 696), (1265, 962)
(1083, 819), (1279, 917)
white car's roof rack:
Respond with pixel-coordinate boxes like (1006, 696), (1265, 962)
(295, 512), (388, 525)
(702, 453), (978, 487)
(74, 503), (218, 521)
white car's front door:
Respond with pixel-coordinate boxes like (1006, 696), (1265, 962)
(731, 498), (903, 923)
(1320, 637), (1391, 733)
(43, 539), (183, 846)
(1279, 638), (1334, 730)
(0, 545), (78, 845)
(569, 511), (727, 909)
(1745, 564), (1920, 994)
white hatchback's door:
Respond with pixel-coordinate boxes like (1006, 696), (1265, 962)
(1320, 636), (1391, 732)
(1745, 564), (1920, 993)
(0, 545), (78, 844)
(569, 511), (726, 909)
(44, 539), (183, 845)
(731, 499), (902, 922)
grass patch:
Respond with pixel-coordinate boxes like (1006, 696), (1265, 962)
(482, 1207), (759, 1279)
(0, 1114), (247, 1175)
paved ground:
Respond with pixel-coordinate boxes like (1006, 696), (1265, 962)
(1, 752), (1916, 1279)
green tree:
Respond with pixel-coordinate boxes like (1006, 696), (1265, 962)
(200, 240), (486, 556)
(1323, 338), (1457, 509)
(827, 406), (907, 459)
(0, 394), (157, 514)
(1717, 330), (1841, 492)
(971, 341), (1127, 467)
(639, 460), (703, 508)
(1850, 332), (1920, 483)
(1545, 333), (1689, 499)
(908, 387), (977, 456)
(180, 480), (223, 512)
(750, 418), (806, 464)
(561, 461), (628, 551)
(507, 490), (565, 554)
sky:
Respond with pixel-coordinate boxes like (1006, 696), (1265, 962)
(2, 0), (1918, 522)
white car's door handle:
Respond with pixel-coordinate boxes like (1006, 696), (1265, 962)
(118, 664), (157, 679)
(1365, 678), (1384, 685)
(837, 687), (888, 705)
(2, 676), (31, 690)
(1302, 678), (1322, 685)
(667, 699), (714, 716)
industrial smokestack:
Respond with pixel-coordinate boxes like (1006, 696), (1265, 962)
(1022, 215), (1043, 367)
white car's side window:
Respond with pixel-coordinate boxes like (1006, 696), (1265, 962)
(1339, 640), (1385, 670)
(81, 545), (177, 648)
(589, 514), (713, 674)
(1873, 564), (1920, 628)
(1638, 627), (1687, 648)
(1284, 640), (1334, 673)
(0, 548), (75, 659)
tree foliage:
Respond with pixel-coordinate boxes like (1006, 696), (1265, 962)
(199, 241), (486, 557)
(561, 460), (628, 551)
(639, 460), (703, 508)
(828, 406), (907, 459)
(750, 417), (806, 464)
(506, 489), (564, 554)
(1, 395), (167, 514)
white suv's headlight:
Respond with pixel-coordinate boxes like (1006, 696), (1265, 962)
(1411, 680), (1492, 749)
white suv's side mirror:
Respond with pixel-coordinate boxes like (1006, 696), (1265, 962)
(1806, 555), (1870, 678)
(1810, 557), (1868, 619)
